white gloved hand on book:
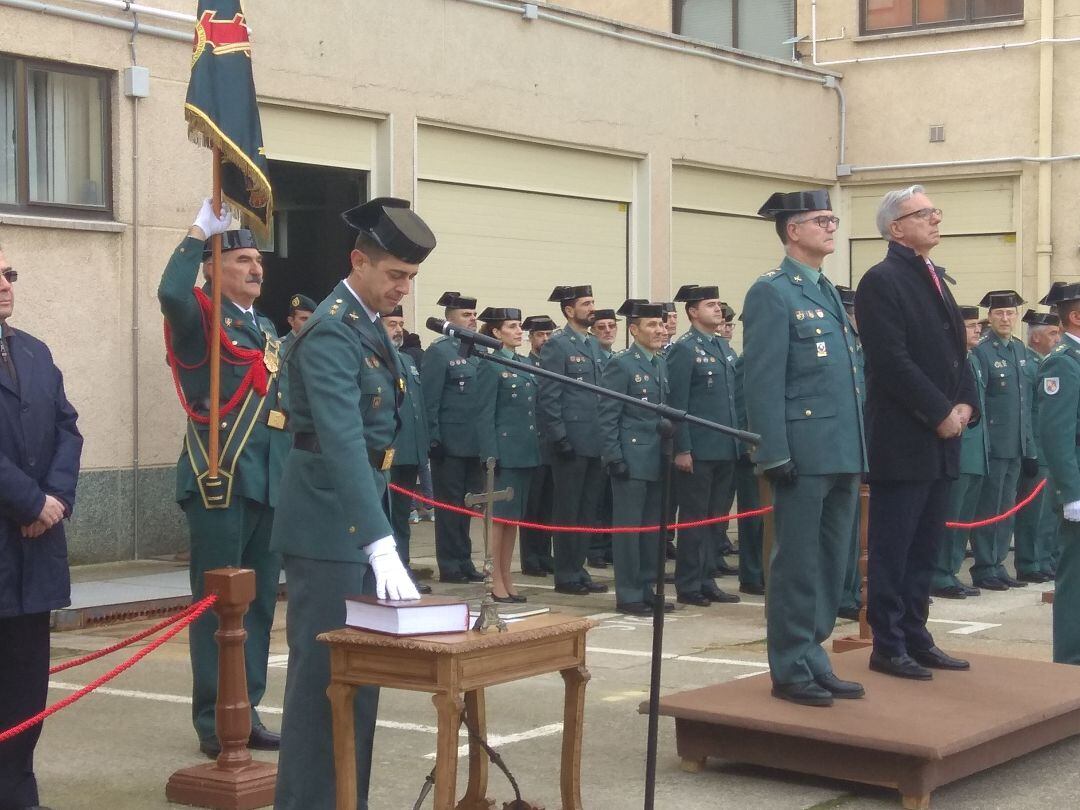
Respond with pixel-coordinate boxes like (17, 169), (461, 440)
(366, 537), (421, 600)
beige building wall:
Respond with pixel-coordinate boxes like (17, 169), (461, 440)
(555, 0), (672, 30)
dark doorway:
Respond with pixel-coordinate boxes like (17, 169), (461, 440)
(257, 160), (367, 336)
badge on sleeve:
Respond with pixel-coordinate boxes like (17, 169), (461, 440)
(1044, 377), (1060, 395)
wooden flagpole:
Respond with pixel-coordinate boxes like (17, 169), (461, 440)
(207, 147), (223, 480)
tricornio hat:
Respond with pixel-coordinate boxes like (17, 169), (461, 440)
(288, 293), (318, 314)
(547, 285), (593, 303)
(341, 197), (436, 264)
(980, 290), (1024, 310)
(1039, 282), (1067, 307)
(202, 228), (259, 261)
(592, 308), (618, 323)
(616, 298), (648, 317)
(478, 307), (522, 323)
(757, 190), (832, 221)
(1022, 309), (1060, 326)
(674, 284), (720, 303)
(436, 291), (477, 309)
(661, 302), (676, 314)
(959, 305), (980, 320)
(1044, 283), (1080, 307)
(618, 299), (664, 320)
(386, 305), (404, 318)
(522, 315), (557, 332)
(721, 303), (736, 322)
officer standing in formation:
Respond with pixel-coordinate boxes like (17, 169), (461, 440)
(280, 293), (316, 351)
(1013, 309), (1061, 582)
(932, 305), (988, 599)
(592, 308), (619, 366)
(422, 291), (485, 584)
(519, 315), (558, 576)
(599, 301), (673, 614)
(1036, 283), (1080, 665)
(384, 305), (433, 594)
(743, 190), (867, 707)
(588, 307), (620, 569)
(271, 197), (430, 810)
(539, 285), (609, 595)
(158, 200), (289, 757)
(666, 284), (740, 606)
(969, 290), (1036, 590)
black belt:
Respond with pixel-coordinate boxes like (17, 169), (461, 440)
(293, 432), (395, 471)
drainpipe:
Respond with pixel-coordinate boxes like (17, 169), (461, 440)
(128, 13), (143, 558)
(0, 0), (190, 42)
(1036, 0), (1055, 299)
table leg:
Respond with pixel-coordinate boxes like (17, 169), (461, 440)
(433, 691), (465, 810)
(560, 664), (591, 810)
(326, 681), (358, 810)
(458, 688), (494, 810)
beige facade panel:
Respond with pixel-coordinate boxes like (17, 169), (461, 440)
(847, 177), (1017, 239)
(259, 104), (378, 170)
(418, 126), (636, 201)
(414, 181), (627, 336)
(850, 234), (1017, 308)
(672, 165), (825, 216)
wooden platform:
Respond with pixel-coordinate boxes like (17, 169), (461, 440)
(649, 648), (1080, 808)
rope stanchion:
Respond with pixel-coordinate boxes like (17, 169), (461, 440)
(946, 478), (1046, 529)
(0, 594), (218, 745)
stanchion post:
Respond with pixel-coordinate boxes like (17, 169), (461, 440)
(166, 568), (277, 809)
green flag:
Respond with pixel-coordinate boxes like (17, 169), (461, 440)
(184, 0), (273, 236)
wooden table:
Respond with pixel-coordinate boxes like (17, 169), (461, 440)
(318, 613), (596, 810)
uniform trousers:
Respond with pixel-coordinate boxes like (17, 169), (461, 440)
(611, 477), (661, 605)
(275, 556), (379, 810)
(588, 474), (614, 564)
(0, 612), (50, 810)
(1053, 514), (1080, 664)
(431, 455), (483, 578)
(767, 473), (858, 687)
(389, 464), (419, 565)
(674, 460), (734, 596)
(1014, 464), (1057, 575)
(550, 454), (603, 587)
(734, 458), (764, 589)
(932, 473), (983, 590)
(970, 457), (1021, 583)
(867, 479), (948, 658)
(519, 464), (555, 572)
(183, 496), (280, 743)
(839, 495), (863, 612)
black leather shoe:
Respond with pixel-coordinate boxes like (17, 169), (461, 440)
(960, 584), (981, 597)
(583, 581), (609, 593)
(586, 558), (609, 569)
(510, 593), (527, 603)
(814, 672), (865, 699)
(464, 570), (487, 583)
(616, 601), (651, 616)
(643, 597), (675, 613)
(676, 592), (711, 607)
(492, 594), (516, 603)
(711, 561), (738, 577)
(973, 577), (1008, 591)
(415, 582), (433, 594)
(521, 567), (548, 577)
(249, 725), (281, 751)
(771, 681), (833, 707)
(999, 574), (1028, 588)
(439, 573), (470, 584)
(910, 646), (970, 670)
(836, 605), (861, 620)
(931, 585), (967, 599)
(702, 587), (740, 604)
(739, 582), (765, 596)
(1017, 571), (1050, 583)
(199, 738), (221, 758)
(554, 583), (590, 595)
(869, 651), (932, 680)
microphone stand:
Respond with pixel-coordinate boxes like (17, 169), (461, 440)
(431, 325), (760, 810)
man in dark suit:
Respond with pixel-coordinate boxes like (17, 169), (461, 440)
(0, 250), (83, 810)
(854, 184), (979, 681)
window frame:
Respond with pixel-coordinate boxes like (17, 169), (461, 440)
(859, 0), (1024, 36)
(0, 53), (113, 219)
(672, 0), (797, 54)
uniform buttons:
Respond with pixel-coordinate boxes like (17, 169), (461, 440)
(511, 393), (517, 399)
(221, 421), (228, 429)
(631, 438), (638, 443)
(952, 360), (958, 368)
(848, 346), (854, 353)
(529, 425), (534, 430)
(815, 328), (822, 335)
(501, 432), (508, 437)
(348, 526), (356, 534)
(805, 409), (812, 416)
(852, 366), (857, 373)
(231, 340), (238, 346)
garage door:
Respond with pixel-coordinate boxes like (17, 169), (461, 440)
(415, 181), (629, 339)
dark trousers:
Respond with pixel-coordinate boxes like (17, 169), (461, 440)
(735, 458), (764, 588)
(675, 460), (735, 596)
(431, 455), (483, 578)
(520, 464), (555, 572)
(588, 474), (614, 564)
(389, 464), (419, 566)
(0, 612), (50, 810)
(971, 456), (1020, 582)
(551, 454), (603, 586)
(867, 479), (948, 658)
(611, 478), (661, 605)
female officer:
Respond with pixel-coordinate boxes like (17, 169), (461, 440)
(476, 307), (540, 603)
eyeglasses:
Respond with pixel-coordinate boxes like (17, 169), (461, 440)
(794, 215), (840, 229)
(894, 207), (942, 223)
(0, 269), (16, 284)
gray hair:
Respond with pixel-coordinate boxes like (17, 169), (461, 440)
(876, 184), (926, 239)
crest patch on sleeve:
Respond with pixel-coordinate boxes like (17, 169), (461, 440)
(1044, 377), (1060, 395)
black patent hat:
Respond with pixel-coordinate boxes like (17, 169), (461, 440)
(341, 197), (436, 264)
(673, 284), (720, 302)
(478, 307), (522, 323)
(548, 284), (593, 303)
(522, 315), (557, 332)
(201, 228), (259, 261)
(757, 190), (832, 220)
(959, 305), (980, 320)
(616, 298), (648, 317)
(618, 299), (663, 319)
(979, 290), (1024, 310)
(1039, 282), (1068, 306)
(386, 305), (404, 318)
(436, 291), (477, 309)
(592, 309), (618, 322)
(1022, 309), (1060, 326)
(1044, 283), (1080, 307)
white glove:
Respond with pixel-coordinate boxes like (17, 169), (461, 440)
(366, 536), (421, 601)
(1064, 501), (1080, 523)
(192, 198), (233, 239)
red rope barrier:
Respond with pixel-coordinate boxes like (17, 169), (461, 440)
(946, 478), (1047, 529)
(0, 594), (218, 745)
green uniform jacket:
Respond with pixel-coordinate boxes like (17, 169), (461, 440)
(959, 352), (991, 476)
(666, 326), (738, 460)
(972, 334), (1035, 460)
(392, 351), (429, 468)
(599, 345), (668, 482)
(270, 282), (403, 561)
(741, 257), (867, 474)
(476, 348), (540, 468)
(421, 337), (481, 457)
(1023, 345), (1046, 459)
(157, 236), (290, 508)
(1038, 339), (1080, 506)
(538, 325), (604, 457)
(598, 347), (615, 371)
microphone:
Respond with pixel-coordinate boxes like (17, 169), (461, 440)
(425, 317), (504, 352)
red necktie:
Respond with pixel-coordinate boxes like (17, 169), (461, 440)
(924, 258), (943, 299)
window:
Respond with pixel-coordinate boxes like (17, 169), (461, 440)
(0, 55), (111, 215)
(673, 1), (796, 62)
(862, 0), (1023, 34)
